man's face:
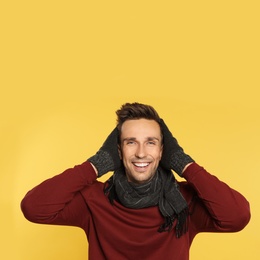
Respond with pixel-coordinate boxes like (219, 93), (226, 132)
(119, 118), (163, 184)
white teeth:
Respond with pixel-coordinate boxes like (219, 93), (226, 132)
(133, 162), (149, 167)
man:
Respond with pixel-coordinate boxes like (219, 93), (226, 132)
(21, 102), (250, 259)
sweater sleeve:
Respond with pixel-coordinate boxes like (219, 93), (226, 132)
(183, 163), (250, 233)
(21, 161), (97, 228)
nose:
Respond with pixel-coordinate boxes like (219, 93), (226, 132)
(135, 144), (146, 158)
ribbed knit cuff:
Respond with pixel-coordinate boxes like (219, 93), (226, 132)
(170, 150), (195, 176)
(87, 150), (114, 177)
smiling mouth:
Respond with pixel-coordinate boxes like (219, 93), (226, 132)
(133, 162), (150, 168)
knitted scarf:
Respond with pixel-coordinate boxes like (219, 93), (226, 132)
(104, 166), (189, 238)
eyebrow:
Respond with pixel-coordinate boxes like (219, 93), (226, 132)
(122, 137), (160, 142)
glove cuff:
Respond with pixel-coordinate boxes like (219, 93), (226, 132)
(88, 150), (114, 177)
(170, 150), (194, 176)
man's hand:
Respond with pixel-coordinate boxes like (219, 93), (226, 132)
(87, 127), (122, 177)
(159, 119), (194, 177)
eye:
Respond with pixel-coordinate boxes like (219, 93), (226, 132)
(126, 141), (135, 145)
(147, 141), (156, 145)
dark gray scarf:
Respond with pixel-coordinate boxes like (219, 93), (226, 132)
(104, 166), (189, 238)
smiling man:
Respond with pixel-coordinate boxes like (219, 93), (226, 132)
(21, 102), (250, 260)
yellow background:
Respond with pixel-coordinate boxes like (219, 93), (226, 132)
(1, 1), (259, 259)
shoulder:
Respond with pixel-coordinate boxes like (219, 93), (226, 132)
(80, 180), (105, 199)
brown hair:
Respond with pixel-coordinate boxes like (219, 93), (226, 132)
(116, 102), (162, 138)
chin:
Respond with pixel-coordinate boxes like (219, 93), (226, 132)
(134, 175), (154, 184)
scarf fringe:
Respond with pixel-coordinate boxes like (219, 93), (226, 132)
(158, 208), (189, 238)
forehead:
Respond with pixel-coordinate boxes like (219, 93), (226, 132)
(120, 119), (161, 138)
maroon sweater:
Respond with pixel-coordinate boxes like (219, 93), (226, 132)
(21, 162), (250, 260)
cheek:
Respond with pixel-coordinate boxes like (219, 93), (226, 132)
(121, 147), (132, 161)
(156, 147), (163, 159)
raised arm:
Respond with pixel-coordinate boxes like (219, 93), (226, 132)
(21, 126), (122, 226)
(159, 119), (250, 233)
(183, 163), (250, 232)
(21, 161), (97, 226)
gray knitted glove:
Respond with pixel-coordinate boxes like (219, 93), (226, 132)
(87, 127), (122, 177)
(159, 119), (194, 176)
